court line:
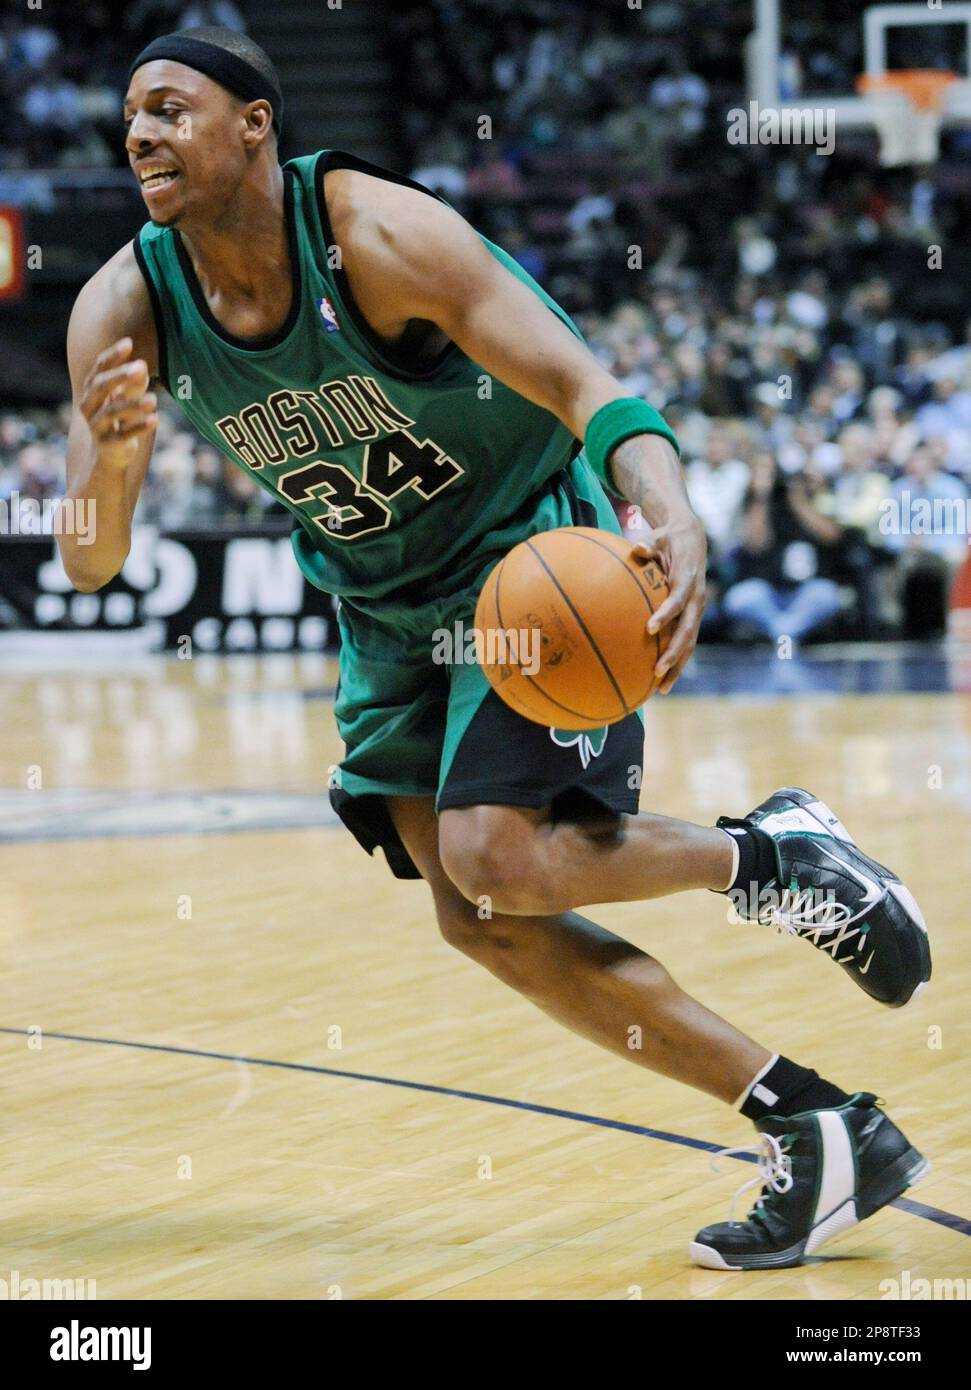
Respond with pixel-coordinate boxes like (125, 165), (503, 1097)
(213, 685), (338, 702)
(0, 822), (339, 845)
(3, 1026), (968, 1238)
(0, 787), (340, 844)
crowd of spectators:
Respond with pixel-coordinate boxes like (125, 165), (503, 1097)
(6, 310), (968, 637)
(389, 0), (971, 638)
(0, 2), (245, 171)
(598, 294), (971, 640)
(0, 403), (274, 531)
(2, 0), (970, 639)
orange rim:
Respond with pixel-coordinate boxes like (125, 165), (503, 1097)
(856, 70), (959, 112)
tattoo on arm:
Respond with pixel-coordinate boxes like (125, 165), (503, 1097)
(607, 435), (690, 528)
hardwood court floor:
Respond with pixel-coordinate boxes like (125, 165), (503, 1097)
(1, 650), (969, 1300)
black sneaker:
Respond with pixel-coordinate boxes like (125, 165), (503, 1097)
(690, 1093), (929, 1270)
(718, 787), (931, 1008)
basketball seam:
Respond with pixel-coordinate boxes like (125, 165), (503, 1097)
(562, 529), (664, 668)
(494, 556), (605, 723)
(523, 537), (630, 717)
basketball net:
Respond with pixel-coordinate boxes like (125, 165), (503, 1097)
(856, 70), (958, 166)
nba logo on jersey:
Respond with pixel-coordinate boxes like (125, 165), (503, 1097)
(318, 296), (340, 332)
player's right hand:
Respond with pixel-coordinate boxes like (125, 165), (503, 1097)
(79, 337), (158, 468)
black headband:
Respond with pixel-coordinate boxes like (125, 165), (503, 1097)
(128, 34), (283, 136)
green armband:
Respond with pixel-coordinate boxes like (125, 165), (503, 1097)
(585, 398), (681, 494)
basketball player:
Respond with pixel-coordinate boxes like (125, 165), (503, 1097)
(59, 28), (932, 1270)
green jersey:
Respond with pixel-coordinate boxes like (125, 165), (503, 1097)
(134, 149), (590, 603)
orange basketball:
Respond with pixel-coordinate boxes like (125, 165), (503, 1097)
(473, 526), (672, 730)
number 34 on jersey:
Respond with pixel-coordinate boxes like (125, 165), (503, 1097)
(214, 375), (465, 542)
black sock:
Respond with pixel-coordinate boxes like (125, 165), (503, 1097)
(740, 1055), (851, 1123)
(716, 822), (779, 910)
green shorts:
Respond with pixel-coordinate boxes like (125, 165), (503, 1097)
(329, 454), (646, 878)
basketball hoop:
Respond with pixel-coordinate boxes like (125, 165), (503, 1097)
(856, 70), (959, 166)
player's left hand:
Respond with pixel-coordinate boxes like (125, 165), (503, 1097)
(632, 513), (707, 693)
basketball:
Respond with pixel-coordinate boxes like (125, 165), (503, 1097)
(5, 0), (958, 1316)
(474, 526), (671, 729)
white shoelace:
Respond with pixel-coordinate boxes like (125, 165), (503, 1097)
(757, 884), (875, 963)
(712, 1132), (794, 1224)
